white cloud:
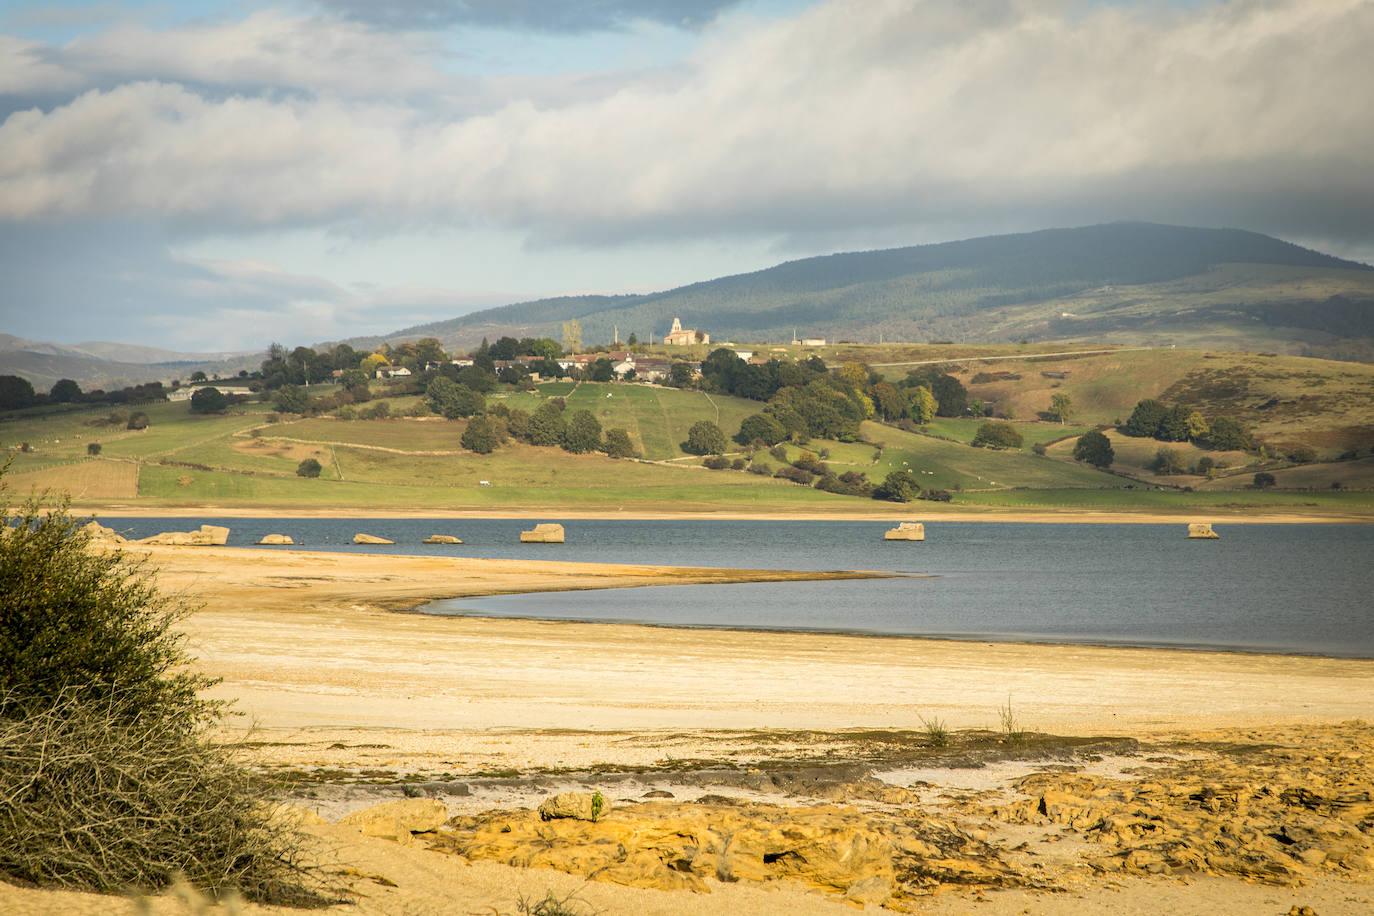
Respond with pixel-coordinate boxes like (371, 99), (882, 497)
(1, 0), (1372, 248)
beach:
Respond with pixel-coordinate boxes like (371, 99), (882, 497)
(4, 543), (1372, 914)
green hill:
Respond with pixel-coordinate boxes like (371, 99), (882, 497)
(380, 223), (1374, 355)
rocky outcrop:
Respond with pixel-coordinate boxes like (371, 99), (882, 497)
(884, 522), (925, 541)
(538, 791), (606, 822)
(423, 534), (463, 544)
(257, 534), (294, 545)
(436, 795), (1029, 902)
(353, 533), (395, 545)
(980, 722), (1374, 886)
(1187, 522), (1220, 539)
(340, 798), (448, 845)
(139, 524), (230, 546)
(520, 523), (565, 543)
(80, 521), (127, 544)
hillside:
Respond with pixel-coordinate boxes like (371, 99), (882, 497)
(381, 223), (1374, 355)
(0, 335), (259, 392)
(2, 346), (1370, 518)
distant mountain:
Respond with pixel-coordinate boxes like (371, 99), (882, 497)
(380, 222), (1374, 354)
(0, 336), (259, 392)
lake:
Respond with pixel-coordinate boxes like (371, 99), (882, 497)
(100, 518), (1374, 658)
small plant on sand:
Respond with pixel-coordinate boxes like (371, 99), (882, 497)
(919, 715), (951, 748)
(998, 695), (1026, 746)
(590, 789), (606, 821)
(518, 887), (601, 916)
(0, 465), (330, 904)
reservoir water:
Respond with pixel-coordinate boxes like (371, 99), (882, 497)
(100, 518), (1374, 659)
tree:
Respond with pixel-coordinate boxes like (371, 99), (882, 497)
(869, 382), (904, 421)
(1185, 411), (1209, 441)
(562, 410), (603, 453)
(700, 348), (746, 393)
(488, 336), (521, 360)
(1204, 416), (1252, 451)
(50, 378), (82, 403)
(527, 401), (567, 446)
(588, 357), (616, 382)
(905, 386), (936, 424)
(126, 411), (150, 430)
(603, 428), (637, 458)
(295, 458), (322, 478)
(971, 421), (1023, 449)
(86, 442), (102, 456)
(873, 469), (920, 502)
(561, 319), (583, 353)
(457, 366), (497, 393)
(1253, 471), (1277, 489)
(1048, 393), (1073, 424)
(189, 386), (228, 414)
(461, 416), (498, 454)
(360, 353), (388, 377)
(735, 413), (787, 446)
(903, 370), (966, 417)
(425, 377), (484, 419)
(1156, 405), (1194, 442)
(0, 375), (36, 410)
(0, 475), (321, 903)
(668, 362), (696, 388)
(339, 369), (371, 402)
(1150, 447), (1187, 475)
(682, 420), (728, 455)
(1122, 399), (1168, 437)
(1072, 430), (1114, 468)
(272, 385), (308, 414)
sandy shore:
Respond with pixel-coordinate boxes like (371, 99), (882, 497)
(6, 543), (1372, 914)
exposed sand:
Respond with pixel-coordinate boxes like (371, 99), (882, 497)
(6, 544), (1372, 914)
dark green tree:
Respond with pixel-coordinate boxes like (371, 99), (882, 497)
(971, 421), (1023, 449)
(0, 375), (36, 410)
(1072, 430), (1115, 468)
(682, 420), (728, 455)
(50, 379), (82, 403)
(873, 469), (921, 502)
(902, 370), (966, 417)
(1253, 471), (1277, 489)
(602, 428), (637, 458)
(425, 377), (484, 418)
(1156, 405), (1194, 442)
(126, 411), (150, 430)
(1204, 416), (1252, 451)
(295, 458), (322, 478)
(272, 385), (308, 414)
(588, 358), (617, 382)
(668, 363), (696, 387)
(457, 366), (497, 392)
(562, 409), (603, 453)
(1122, 399), (1168, 437)
(527, 401), (567, 446)
(189, 386), (228, 414)
(735, 413), (787, 446)
(461, 416), (498, 454)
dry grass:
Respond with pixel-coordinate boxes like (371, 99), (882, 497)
(0, 693), (332, 905)
(2, 459), (138, 498)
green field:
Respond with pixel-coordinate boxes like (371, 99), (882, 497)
(3, 364), (1370, 517)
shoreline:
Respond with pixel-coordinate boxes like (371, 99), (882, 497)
(80, 503), (1374, 523)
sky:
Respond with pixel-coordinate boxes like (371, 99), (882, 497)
(1, 0), (1371, 353)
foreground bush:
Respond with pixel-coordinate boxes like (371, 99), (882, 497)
(0, 473), (327, 904)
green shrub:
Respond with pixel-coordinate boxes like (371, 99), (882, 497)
(296, 458), (323, 478)
(0, 475), (327, 903)
(970, 421), (1023, 449)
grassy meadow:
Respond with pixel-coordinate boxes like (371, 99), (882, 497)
(2, 349), (1371, 517)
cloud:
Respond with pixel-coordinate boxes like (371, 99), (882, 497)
(2, 0), (1372, 253)
(0, 11), (451, 100)
(313, 0), (745, 32)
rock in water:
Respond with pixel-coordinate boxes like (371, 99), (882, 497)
(80, 521), (127, 544)
(353, 533), (395, 545)
(257, 534), (294, 545)
(538, 791), (606, 821)
(423, 534), (463, 544)
(520, 523), (565, 543)
(139, 524), (230, 546)
(884, 522), (925, 541)
(1187, 523), (1220, 539)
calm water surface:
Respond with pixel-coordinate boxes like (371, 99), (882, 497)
(101, 518), (1374, 658)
